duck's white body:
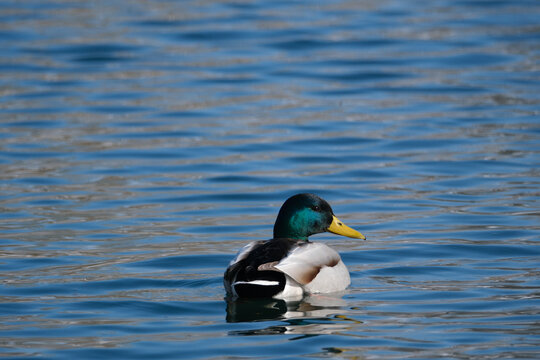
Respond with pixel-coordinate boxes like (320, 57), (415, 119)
(225, 240), (350, 299)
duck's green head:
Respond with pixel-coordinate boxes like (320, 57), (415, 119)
(273, 193), (366, 241)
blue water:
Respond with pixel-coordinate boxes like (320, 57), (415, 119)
(1, 0), (539, 358)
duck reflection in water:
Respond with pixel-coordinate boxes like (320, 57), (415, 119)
(226, 294), (360, 337)
(225, 292), (348, 322)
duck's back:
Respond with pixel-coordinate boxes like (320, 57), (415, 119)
(224, 238), (351, 298)
(224, 238), (302, 298)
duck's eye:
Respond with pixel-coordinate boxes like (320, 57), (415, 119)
(311, 205), (321, 212)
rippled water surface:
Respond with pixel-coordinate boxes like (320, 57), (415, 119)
(1, 0), (539, 359)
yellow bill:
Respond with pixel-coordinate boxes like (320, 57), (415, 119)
(328, 215), (366, 240)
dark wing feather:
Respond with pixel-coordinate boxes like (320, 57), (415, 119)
(224, 238), (302, 298)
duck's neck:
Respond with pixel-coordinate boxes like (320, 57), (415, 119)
(273, 208), (313, 241)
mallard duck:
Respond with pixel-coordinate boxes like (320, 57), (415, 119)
(224, 193), (365, 299)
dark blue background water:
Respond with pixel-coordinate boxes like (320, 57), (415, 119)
(1, 0), (539, 359)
